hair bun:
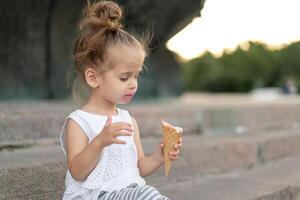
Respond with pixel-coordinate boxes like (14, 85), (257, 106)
(81, 1), (123, 32)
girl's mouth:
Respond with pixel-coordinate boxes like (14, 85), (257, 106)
(125, 94), (134, 97)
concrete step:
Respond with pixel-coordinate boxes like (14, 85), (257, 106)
(159, 155), (300, 200)
(1, 100), (300, 145)
(1, 131), (300, 199)
(0, 100), (198, 146)
(145, 130), (300, 185)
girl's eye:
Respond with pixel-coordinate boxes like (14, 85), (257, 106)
(120, 77), (128, 81)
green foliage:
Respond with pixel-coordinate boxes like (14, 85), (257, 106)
(181, 41), (300, 93)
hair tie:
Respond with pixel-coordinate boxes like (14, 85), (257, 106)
(107, 20), (122, 31)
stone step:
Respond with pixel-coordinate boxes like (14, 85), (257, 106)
(1, 100), (300, 145)
(145, 130), (300, 185)
(1, 130), (300, 199)
(0, 100), (198, 146)
(159, 155), (300, 200)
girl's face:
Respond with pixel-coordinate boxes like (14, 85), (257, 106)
(96, 44), (145, 104)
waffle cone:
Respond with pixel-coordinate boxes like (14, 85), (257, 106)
(162, 120), (182, 176)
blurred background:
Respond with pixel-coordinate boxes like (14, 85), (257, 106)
(168, 0), (300, 97)
(0, 0), (299, 100)
(1, 0), (300, 199)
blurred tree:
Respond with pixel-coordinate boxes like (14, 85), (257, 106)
(181, 41), (300, 93)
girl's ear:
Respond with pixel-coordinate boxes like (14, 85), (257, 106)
(85, 67), (102, 88)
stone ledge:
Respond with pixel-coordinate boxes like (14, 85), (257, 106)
(159, 155), (300, 200)
(1, 131), (300, 199)
(1, 101), (300, 146)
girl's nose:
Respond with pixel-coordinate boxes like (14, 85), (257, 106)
(129, 79), (138, 89)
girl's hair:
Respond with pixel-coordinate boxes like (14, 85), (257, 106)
(68, 0), (151, 106)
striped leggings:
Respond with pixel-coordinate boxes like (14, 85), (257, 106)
(97, 183), (170, 200)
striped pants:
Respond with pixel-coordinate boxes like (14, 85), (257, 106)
(97, 183), (170, 200)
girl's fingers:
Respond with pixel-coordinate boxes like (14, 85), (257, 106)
(169, 150), (180, 156)
(179, 137), (183, 143)
(111, 122), (132, 126)
(111, 128), (133, 137)
(112, 124), (133, 132)
(113, 138), (126, 144)
(174, 143), (182, 150)
(173, 137), (183, 149)
(112, 130), (133, 137)
(160, 141), (164, 146)
(170, 155), (178, 160)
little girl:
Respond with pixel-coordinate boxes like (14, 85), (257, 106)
(59, 1), (182, 200)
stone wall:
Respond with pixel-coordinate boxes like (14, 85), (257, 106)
(0, 0), (205, 99)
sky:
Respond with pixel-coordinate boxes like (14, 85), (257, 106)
(167, 0), (300, 60)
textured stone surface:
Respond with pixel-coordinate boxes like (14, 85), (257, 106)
(2, 96), (300, 199)
(1, 99), (300, 145)
(0, 0), (205, 99)
(0, 100), (73, 145)
(159, 155), (300, 200)
(1, 134), (300, 199)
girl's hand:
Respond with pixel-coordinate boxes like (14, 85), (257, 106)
(154, 137), (183, 163)
(168, 137), (183, 161)
(95, 115), (133, 147)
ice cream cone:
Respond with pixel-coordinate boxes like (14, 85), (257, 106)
(162, 119), (182, 176)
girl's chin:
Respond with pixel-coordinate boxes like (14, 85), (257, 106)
(118, 97), (133, 104)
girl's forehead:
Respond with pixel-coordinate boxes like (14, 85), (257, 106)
(113, 63), (143, 74)
(106, 45), (145, 72)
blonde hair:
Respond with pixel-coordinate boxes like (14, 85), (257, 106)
(68, 0), (151, 106)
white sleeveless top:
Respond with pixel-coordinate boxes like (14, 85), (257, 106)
(60, 108), (146, 200)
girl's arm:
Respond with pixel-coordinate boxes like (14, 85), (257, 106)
(67, 116), (133, 182)
(132, 117), (164, 177)
(66, 119), (105, 182)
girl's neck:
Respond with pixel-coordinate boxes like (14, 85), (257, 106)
(81, 92), (117, 116)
